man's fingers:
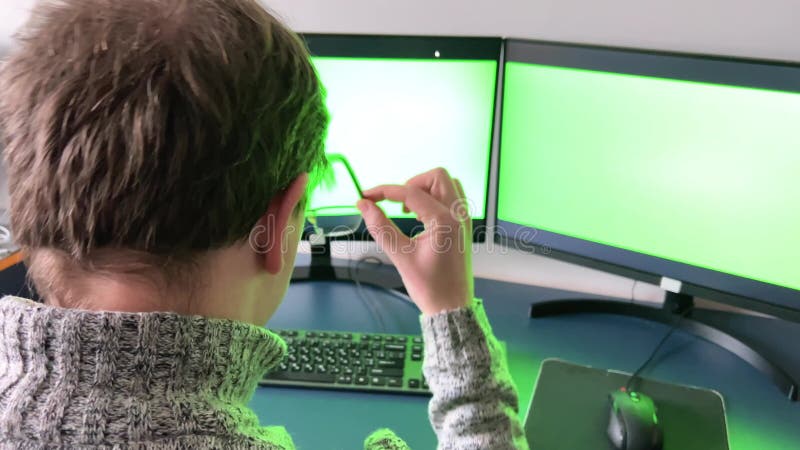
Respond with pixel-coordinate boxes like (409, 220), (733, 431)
(453, 178), (473, 236)
(357, 199), (411, 260)
(405, 167), (460, 206)
(453, 178), (466, 201)
(362, 184), (450, 224)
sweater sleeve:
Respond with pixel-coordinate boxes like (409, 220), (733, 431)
(420, 298), (529, 450)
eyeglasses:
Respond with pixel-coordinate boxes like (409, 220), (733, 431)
(306, 153), (364, 238)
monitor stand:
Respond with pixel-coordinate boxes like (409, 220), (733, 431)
(291, 237), (405, 293)
(529, 293), (799, 401)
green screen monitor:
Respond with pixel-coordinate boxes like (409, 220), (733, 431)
(497, 40), (800, 318)
(303, 35), (501, 241)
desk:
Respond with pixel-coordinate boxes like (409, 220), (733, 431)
(257, 279), (800, 450)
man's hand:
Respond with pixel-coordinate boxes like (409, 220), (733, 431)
(357, 168), (474, 316)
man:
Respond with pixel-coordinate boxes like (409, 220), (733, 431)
(0, 1), (528, 448)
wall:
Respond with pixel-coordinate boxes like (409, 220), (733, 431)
(264, 0), (800, 63)
(2, 1), (799, 62)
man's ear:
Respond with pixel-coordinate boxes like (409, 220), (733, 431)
(257, 173), (309, 274)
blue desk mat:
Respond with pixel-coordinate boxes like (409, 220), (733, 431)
(525, 359), (729, 450)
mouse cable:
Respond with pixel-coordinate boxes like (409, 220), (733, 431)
(349, 255), (388, 333)
(624, 306), (692, 393)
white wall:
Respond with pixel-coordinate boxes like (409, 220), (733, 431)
(2, 1), (799, 62)
(264, 0), (800, 62)
(0, 3), (33, 55)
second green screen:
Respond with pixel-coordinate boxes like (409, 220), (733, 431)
(499, 62), (800, 291)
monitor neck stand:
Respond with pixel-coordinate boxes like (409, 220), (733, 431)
(291, 237), (405, 292)
(529, 292), (798, 401)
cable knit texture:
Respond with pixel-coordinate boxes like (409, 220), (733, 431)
(0, 296), (527, 449)
(421, 298), (529, 450)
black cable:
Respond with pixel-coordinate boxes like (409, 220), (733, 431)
(348, 256), (388, 332)
(624, 306), (691, 393)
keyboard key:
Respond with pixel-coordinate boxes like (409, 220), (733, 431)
(355, 375), (369, 385)
(411, 353), (422, 361)
(408, 379), (420, 388)
(422, 379), (429, 389)
(384, 344), (406, 352)
(384, 336), (394, 343)
(377, 359), (404, 369)
(371, 376), (386, 386)
(337, 374), (353, 384)
(396, 336), (408, 343)
(371, 335), (383, 341)
(268, 371), (335, 384)
(371, 343), (382, 350)
(278, 363), (288, 371)
(413, 337), (423, 344)
(342, 333), (352, 340)
(306, 332), (317, 338)
(317, 365), (327, 374)
(318, 332), (328, 339)
(303, 364), (314, 372)
(412, 345), (423, 352)
(370, 367), (403, 377)
(387, 378), (403, 388)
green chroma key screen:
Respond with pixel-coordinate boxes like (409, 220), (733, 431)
(311, 57), (498, 219)
(498, 61), (800, 291)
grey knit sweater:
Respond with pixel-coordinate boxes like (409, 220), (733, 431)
(0, 296), (528, 449)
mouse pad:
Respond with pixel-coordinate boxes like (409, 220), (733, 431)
(524, 359), (729, 450)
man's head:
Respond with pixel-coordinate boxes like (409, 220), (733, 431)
(0, 0), (328, 322)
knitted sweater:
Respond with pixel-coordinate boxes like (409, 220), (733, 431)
(0, 296), (528, 449)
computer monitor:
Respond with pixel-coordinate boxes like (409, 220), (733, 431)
(496, 39), (800, 321)
(303, 34), (502, 241)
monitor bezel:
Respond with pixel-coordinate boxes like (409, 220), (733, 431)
(495, 39), (800, 322)
(301, 34), (503, 243)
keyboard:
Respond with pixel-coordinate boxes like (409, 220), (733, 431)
(261, 329), (430, 396)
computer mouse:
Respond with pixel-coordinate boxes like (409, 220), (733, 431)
(607, 389), (663, 450)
